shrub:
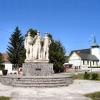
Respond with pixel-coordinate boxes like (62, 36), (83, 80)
(91, 73), (99, 80)
(85, 91), (100, 100)
(84, 72), (90, 80)
(0, 96), (10, 100)
(0, 64), (5, 70)
(2, 70), (8, 75)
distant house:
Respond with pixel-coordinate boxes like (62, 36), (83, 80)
(1, 53), (13, 74)
(68, 36), (100, 70)
(69, 49), (99, 68)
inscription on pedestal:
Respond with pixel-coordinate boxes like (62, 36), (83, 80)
(36, 68), (41, 71)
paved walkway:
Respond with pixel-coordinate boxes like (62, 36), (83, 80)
(0, 80), (100, 100)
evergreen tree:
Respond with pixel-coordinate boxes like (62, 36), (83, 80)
(7, 27), (25, 69)
(49, 34), (65, 73)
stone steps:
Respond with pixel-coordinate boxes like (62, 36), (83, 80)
(12, 77), (70, 87)
(14, 81), (66, 84)
(1, 75), (73, 87)
(13, 83), (68, 87)
(15, 78), (67, 82)
(15, 78), (67, 81)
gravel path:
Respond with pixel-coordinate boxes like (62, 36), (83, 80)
(0, 80), (100, 100)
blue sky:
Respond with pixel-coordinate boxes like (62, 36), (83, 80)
(0, 0), (100, 54)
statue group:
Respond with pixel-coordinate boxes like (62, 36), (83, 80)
(24, 31), (51, 62)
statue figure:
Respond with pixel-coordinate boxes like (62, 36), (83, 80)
(32, 31), (42, 59)
(24, 31), (51, 62)
(24, 32), (33, 61)
(43, 33), (51, 60)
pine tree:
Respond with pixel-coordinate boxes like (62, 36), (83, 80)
(7, 27), (25, 69)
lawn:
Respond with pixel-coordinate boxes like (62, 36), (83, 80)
(73, 72), (100, 80)
(0, 96), (10, 100)
(85, 92), (100, 100)
(73, 73), (84, 79)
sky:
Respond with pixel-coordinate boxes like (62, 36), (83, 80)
(0, 0), (100, 54)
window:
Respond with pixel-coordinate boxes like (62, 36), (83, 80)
(83, 60), (85, 65)
(93, 61), (94, 65)
(90, 61), (91, 67)
(96, 62), (98, 66)
(87, 61), (89, 65)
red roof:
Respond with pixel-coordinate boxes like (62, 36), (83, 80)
(2, 53), (9, 62)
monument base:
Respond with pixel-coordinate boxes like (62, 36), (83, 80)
(23, 63), (54, 76)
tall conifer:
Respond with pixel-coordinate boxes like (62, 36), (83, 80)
(7, 27), (25, 68)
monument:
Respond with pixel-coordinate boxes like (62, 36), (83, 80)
(1, 31), (73, 88)
(24, 31), (51, 62)
(23, 31), (54, 76)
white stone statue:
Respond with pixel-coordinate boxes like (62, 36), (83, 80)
(32, 31), (42, 60)
(24, 32), (33, 61)
(24, 31), (51, 62)
(43, 33), (51, 60)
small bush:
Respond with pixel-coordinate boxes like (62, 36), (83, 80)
(85, 92), (100, 100)
(91, 73), (99, 80)
(0, 96), (10, 100)
(84, 72), (90, 80)
(0, 65), (5, 70)
(2, 70), (8, 75)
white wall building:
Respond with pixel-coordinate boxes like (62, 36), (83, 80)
(68, 36), (100, 70)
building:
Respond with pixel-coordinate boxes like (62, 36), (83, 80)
(68, 36), (100, 70)
(0, 53), (14, 74)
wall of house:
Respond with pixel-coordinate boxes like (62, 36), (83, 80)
(81, 60), (98, 67)
(4, 63), (18, 74)
(69, 52), (99, 68)
(91, 47), (100, 65)
(69, 52), (81, 67)
(81, 67), (100, 72)
(5, 63), (13, 74)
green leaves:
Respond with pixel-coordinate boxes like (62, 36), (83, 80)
(49, 36), (65, 73)
(7, 27), (25, 68)
(26, 28), (37, 38)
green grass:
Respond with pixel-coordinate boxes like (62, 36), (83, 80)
(73, 72), (100, 80)
(0, 96), (10, 100)
(73, 73), (85, 79)
(85, 92), (100, 100)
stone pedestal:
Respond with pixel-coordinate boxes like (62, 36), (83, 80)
(23, 63), (54, 76)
